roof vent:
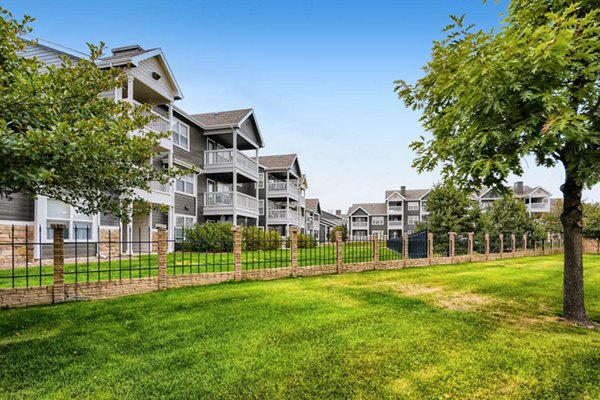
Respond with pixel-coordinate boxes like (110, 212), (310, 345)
(111, 44), (145, 56)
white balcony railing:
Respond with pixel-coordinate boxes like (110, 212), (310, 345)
(204, 192), (234, 207)
(388, 205), (403, 214)
(204, 192), (258, 214)
(528, 201), (550, 212)
(388, 220), (403, 228)
(268, 209), (287, 219)
(267, 208), (299, 222)
(267, 181), (299, 198)
(149, 181), (170, 193)
(204, 149), (258, 180)
(352, 220), (368, 228)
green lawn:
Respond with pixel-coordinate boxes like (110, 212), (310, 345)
(1, 255), (599, 399)
(0, 243), (392, 288)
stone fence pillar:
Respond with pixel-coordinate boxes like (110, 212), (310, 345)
(485, 233), (490, 260)
(157, 225), (167, 290)
(232, 226), (242, 281)
(52, 224), (65, 303)
(403, 233), (409, 267)
(290, 227), (298, 277)
(335, 230), (343, 274)
(468, 232), (474, 261)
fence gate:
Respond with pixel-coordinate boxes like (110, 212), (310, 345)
(408, 229), (428, 259)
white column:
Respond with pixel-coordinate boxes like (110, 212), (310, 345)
(286, 170), (290, 237)
(232, 131), (238, 226)
(255, 148), (259, 227)
(127, 76), (134, 101)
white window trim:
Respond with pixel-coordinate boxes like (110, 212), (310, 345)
(174, 164), (196, 197)
(172, 120), (190, 151)
(259, 199), (265, 216)
(407, 202), (420, 211)
(259, 173), (265, 189)
(45, 199), (95, 242)
(372, 216), (385, 226)
(174, 214), (196, 240)
(407, 216), (419, 225)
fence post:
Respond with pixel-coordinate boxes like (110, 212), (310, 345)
(511, 234), (516, 258)
(403, 233), (409, 267)
(52, 224), (65, 303)
(499, 234), (504, 259)
(157, 225), (167, 290)
(467, 232), (474, 261)
(372, 233), (379, 269)
(335, 230), (343, 274)
(290, 227), (298, 277)
(428, 232), (433, 265)
(550, 237), (555, 255)
(449, 232), (455, 262)
(485, 233), (490, 260)
(232, 226), (242, 281)
(523, 234), (528, 257)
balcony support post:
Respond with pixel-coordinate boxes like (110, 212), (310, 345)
(232, 130), (238, 226)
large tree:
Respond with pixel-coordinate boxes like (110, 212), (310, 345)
(421, 182), (481, 236)
(0, 7), (175, 220)
(396, 1), (599, 324)
(481, 194), (546, 240)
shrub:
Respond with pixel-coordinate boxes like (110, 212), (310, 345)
(297, 233), (317, 248)
(329, 225), (347, 242)
(242, 226), (282, 251)
(183, 222), (234, 252)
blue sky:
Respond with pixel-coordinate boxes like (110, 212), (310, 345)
(6, 0), (598, 211)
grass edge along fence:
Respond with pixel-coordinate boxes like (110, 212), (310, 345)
(0, 226), (564, 309)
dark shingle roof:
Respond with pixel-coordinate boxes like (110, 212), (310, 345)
(348, 203), (387, 215)
(321, 211), (344, 224)
(256, 154), (297, 170)
(192, 109), (252, 127)
(305, 198), (320, 212)
(385, 189), (429, 200)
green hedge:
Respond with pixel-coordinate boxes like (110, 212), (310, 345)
(182, 222), (234, 252)
(243, 226), (283, 251)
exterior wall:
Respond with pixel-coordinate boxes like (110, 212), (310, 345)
(369, 215), (387, 237)
(404, 201), (421, 233)
(174, 193), (195, 216)
(100, 213), (120, 227)
(0, 194), (35, 221)
(19, 42), (79, 68)
(152, 209), (168, 228)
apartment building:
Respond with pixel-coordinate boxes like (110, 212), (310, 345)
(257, 154), (306, 237)
(0, 41), (268, 260)
(320, 210), (344, 241)
(347, 181), (553, 240)
(305, 198), (321, 239)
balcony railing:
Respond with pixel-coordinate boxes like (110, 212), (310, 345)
(268, 208), (299, 222)
(352, 221), (368, 228)
(528, 201), (550, 211)
(388, 205), (403, 214)
(204, 192), (258, 214)
(204, 149), (258, 180)
(149, 181), (170, 193)
(267, 182), (299, 198)
(388, 220), (403, 228)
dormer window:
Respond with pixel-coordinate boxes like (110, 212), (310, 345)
(172, 120), (189, 150)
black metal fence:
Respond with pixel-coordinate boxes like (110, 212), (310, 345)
(243, 237), (290, 270)
(298, 238), (337, 267)
(382, 237), (403, 261)
(454, 233), (470, 256)
(169, 237), (234, 274)
(0, 225), (52, 288)
(343, 239), (373, 263)
(433, 234), (450, 257)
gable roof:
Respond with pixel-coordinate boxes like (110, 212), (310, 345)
(321, 211), (344, 224)
(385, 189), (429, 200)
(192, 109), (253, 127)
(305, 198), (320, 213)
(256, 154), (298, 170)
(97, 45), (183, 100)
(348, 203), (387, 215)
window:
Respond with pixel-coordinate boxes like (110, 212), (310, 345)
(175, 215), (195, 241)
(259, 200), (265, 216)
(46, 199), (93, 240)
(172, 120), (190, 150)
(407, 215), (419, 225)
(372, 216), (384, 226)
(372, 230), (384, 238)
(175, 171), (195, 195)
(259, 173), (265, 189)
(407, 202), (419, 211)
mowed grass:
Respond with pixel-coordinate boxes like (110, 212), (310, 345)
(0, 243), (395, 288)
(1, 255), (599, 399)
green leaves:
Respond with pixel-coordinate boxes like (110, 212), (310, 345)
(0, 7), (177, 220)
(395, 0), (600, 192)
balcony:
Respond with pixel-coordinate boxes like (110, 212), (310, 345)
(267, 182), (299, 199)
(388, 220), (403, 228)
(203, 191), (258, 217)
(149, 181), (170, 194)
(352, 220), (368, 228)
(204, 149), (258, 181)
(267, 208), (299, 225)
(527, 200), (550, 212)
(131, 100), (172, 152)
(388, 205), (403, 214)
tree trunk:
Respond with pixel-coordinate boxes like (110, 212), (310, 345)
(560, 173), (589, 324)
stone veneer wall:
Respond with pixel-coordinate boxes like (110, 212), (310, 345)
(0, 224), (34, 269)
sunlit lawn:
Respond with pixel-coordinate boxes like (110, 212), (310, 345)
(1, 255), (599, 399)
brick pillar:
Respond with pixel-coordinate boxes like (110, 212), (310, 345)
(402, 233), (409, 267)
(290, 227), (298, 277)
(511, 234), (516, 258)
(523, 234), (528, 257)
(232, 226), (242, 281)
(499, 234), (504, 259)
(427, 232), (433, 265)
(449, 232), (455, 262)
(468, 232), (474, 261)
(52, 224), (65, 303)
(550, 238), (555, 255)
(157, 226), (167, 290)
(335, 230), (343, 274)
(372, 233), (379, 268)
(485, 233), (490, 260)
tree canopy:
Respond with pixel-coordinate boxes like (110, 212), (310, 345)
(395, 0), (600, 324)
(0, 7), (175, 220)
(421, 182), (481, 235)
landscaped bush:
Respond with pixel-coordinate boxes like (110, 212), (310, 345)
(242, 226), (282, 251)
(328, 225), (347, 242)
(297, 232), (317, 248)
(183, 222), (234, 252)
